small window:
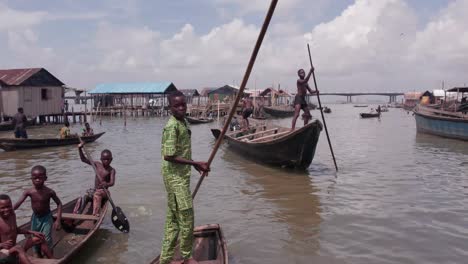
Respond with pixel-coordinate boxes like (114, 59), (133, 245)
(24, 88), (32, 102)
(41, 89), (48, 100)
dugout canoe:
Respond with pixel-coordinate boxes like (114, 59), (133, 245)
(360, 113), (380, 118)
(18, 197), (108, 264)
(323, 107), (331, 113)
(150, 224), (228, 264)
(211, 120), (322, 169)
(0, 132), (105, 151)
(186, 116), (214, 124)
(263, 106), (295, 118)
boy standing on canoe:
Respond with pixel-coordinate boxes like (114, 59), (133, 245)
(12, 108), (28, 139)
(77, 144), (115, 217)
(291, 67), (319, 130)
(241, 94), (253, 130)
(14, 166), (60, 258)
(159, 90), (210, 264)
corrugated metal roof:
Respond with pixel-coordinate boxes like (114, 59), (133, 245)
(89, 82), (176, 94)
(0, 68), (42, 85)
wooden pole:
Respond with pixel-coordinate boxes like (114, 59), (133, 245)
(307, 43), (338, 171)
(192, 0), (278, 199)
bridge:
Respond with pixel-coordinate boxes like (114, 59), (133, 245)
(319, 92), (404, 103)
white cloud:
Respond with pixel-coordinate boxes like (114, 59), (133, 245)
(0, 3), (46, 31)
(94, 23), (160, 71)
(1, 0), (468, 92)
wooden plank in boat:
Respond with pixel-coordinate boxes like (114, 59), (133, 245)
(234, 128), (279, 140)
(248, 131), (290, 142)
(53, 213), (99, 221)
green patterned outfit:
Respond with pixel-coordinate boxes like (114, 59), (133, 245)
(160, 116), (194, 264)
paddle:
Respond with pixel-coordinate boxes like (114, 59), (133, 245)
(192, 0), (278, 199)
(307, 43), (339, 171)
(78, 137), (130, 233)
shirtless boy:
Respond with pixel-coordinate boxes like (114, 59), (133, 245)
(1, 194), (50, 264)
(291, 67), (319, 130)
(77, 144), (115, 217)
(14, 166), (61, 258)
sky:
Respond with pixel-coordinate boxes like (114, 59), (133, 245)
(0, 0), (467, 93)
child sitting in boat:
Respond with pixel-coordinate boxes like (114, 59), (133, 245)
(77, 144), (115, 217)
(14, 165), (61, 258)
(1, 194), (52, 264)
(59, 121), (71, 139)
(82, 122), (94, 136)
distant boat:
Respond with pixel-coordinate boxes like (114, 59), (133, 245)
(186, 116), (214, 124)
(360, 113), (380, 118)
(263, 106), (295, 118)
(0, 132), (105, 151)
(211, 120), (322, 169)
(414, 105), (468, 141)
(323, 107), (331, 113)
(354, 105), (368, 108)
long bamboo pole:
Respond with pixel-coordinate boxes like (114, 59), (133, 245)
(192, 0), (278, 199)
(307, 43), (338, 171)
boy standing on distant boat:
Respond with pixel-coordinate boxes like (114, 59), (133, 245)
(12, 108), (28, 139)
(292, 67), (319, 130)
(159, 90), (210, 264)
(241, 94), (253, 130)
(14, 165), (60, 258)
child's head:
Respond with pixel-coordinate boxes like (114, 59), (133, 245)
(0, 194), (13, 219)
(64, 121), (70, 127)
(168, 90), (187, 120)
(297, 68), (305, 78)
(101, 149), (113, 168)
(18, 107), (24, 113)
(31, 165), (47, 188)
(85, 122), (90, 129)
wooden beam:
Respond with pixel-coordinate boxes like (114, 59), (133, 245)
(54, 213), (99, 221)
(248, 130), (290, 143)
(234, 127), (279, 140)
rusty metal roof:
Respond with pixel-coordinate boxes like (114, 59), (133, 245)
(0, 68), (42, 85)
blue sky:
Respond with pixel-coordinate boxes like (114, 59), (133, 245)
(0, 0), (466, 92)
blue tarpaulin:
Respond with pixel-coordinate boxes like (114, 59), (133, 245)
(89, 82), (177, 94)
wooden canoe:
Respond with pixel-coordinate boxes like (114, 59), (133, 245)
(150, 224), (228, 264)
(0, 132), (105, 151)
(360, 113), (380, 118)
(186, 116), (214, 124)
(211, 120), (322, 169)
(323, 107), (331, 113)
(18, 197), (108, 264)
(263, 106), (295, 118)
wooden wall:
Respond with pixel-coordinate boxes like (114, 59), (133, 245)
(0, 86), (64, 117)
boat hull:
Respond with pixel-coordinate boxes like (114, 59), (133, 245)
(150, 224), (228, 264)
(18, 197), (108, 264)
(360, 113), (380, 118)
(186, 116), (214, 124)
(263, 106), (295, 118)
(212, 120), (322, 169)
(0, 132), (105, 151)
(414, 108), (468, 141)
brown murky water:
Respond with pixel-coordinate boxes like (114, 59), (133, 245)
(1, 104), (467, 263)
